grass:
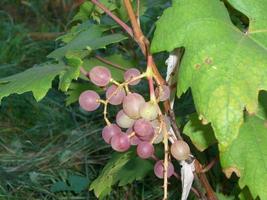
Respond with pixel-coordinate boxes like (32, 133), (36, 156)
(0, 1), (110, 199)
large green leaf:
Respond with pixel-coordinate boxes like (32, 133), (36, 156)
(151, 0), (267, 151)
(90, 149), (152, 199)
(184, 92), (267, 199)
(0, 63), (66, 103)
(221, 115), (267, 200)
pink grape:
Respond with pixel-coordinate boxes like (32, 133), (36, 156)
(133, 119), (154, 138)
(79, 90), (100, 111)
(139, 101), (159, 121)
(155, 85), (170, 101)
(123, 93), (145, 119)
(137, 142), (154, 159)
(102, 124), (121, 144)
(111, 133), (130, 152)
(139, 131), (154, 142)
(171, 140), (190, 161)
(126, 128), (141, 145)
(154, 160), (174, 179)
(124, 68), (141, 85)
(106, 85), (125, 105)
(116, 110), (135, 128)
(89, 66), (111, 86)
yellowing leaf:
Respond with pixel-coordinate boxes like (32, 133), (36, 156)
(151, 0), (267, 151)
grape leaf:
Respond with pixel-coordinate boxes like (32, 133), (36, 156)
(48, 24), (127, 60)
(58, 53), (83, 92)
(51, 175), (89, 194)
(151, 0), (267, 150)
(72, 2), (94, 22)
(227, 0), (267, 48)
(183, 114), (217, 152)
(220, 115), (267, 200)
(0, 63), (66, 103)
(90, 149), (152, 199)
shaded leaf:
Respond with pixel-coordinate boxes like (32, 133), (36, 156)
(183, 113), (217, 152)
(48, 25), (126, 60)
(90, 149), (152, 199)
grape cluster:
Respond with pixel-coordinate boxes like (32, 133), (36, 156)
(79, 66), (190, 179)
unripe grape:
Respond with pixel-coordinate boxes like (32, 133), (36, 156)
(106, 85), (125, 105)
(79, 90), (100, 111)
(171, 140), (190, 161)
(137, 142), (154, 159)
(123, 93), (145, 119)
(111, 133), (130, 152)
(151, 116), (171, 139)
(153, 132), (163, 144)
(116, 110), (135, 128)
(102, 124), (121, 144)
(139, 101), (159, 121)
(155, 85), (170, 101)
(154, 160), (174, 179)
(89, 66), (111, 86)
(124, 68), (141, 85)
(133, 119), (154, 138)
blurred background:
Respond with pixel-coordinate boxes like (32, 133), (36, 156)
(0, 1), (113, 199)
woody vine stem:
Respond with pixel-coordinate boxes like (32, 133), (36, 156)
(90, 0), (218, 199)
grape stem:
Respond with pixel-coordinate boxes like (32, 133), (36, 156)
(80, 66), (88, 77)
(95, 55), (127, 71)
(90, 0), (133, 37)
(101, 73), (147, 126)
(161, 115), (170, 200)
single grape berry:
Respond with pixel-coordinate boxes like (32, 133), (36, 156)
(154, 160), (174, 179)
(123, 93), (145, 119)
(79, 90), (100, 111)
(171, 140), (190, 161)
(116, 110), (135, 128)
(106, 85), (125, 105)
(111, 133), (130, 152)
(89, 66), (111, 86)
(124, 68), (141, 85)
(137, 142), (154, 159)
(133, 119), (154, 138)
(155, 85), (170, 101)
(139, 101), (159, 121)
(102, 124), (121, 144)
